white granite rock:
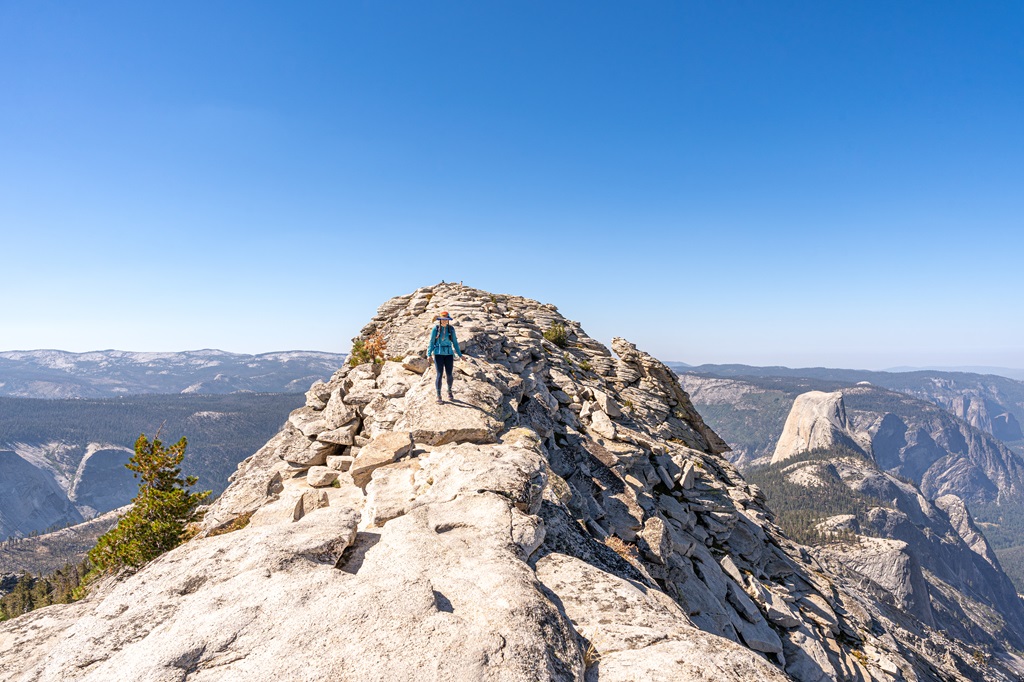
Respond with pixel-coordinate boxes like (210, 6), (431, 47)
(307, 466), (340, 488)
(350, 431), (414, 487)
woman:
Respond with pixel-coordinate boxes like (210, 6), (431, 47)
(427, 312), (464, 403)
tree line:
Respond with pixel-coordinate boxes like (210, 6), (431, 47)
(745, 446), (892, 546)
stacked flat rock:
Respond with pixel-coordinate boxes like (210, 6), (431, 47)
(1, 283), (1014, 681)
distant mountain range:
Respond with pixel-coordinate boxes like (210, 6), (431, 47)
(0, 349), (346, 398)
(885, 365), (1024, 381)
(680, 363), (1024, 450)
(678, 363), (1024, 593)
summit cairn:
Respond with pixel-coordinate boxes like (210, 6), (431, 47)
(2, 283), (1019, 681)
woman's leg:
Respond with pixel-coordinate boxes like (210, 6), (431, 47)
(442, 355), (454, 392)
(434, 355), (445, 395)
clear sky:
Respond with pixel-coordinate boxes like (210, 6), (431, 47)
(1, 2), (1021, 369)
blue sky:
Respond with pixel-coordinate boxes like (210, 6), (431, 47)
(1, 2), (1021, 369)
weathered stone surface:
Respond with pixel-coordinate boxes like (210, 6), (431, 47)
(318, 419), (359, 445)
(326, 455), (354, 472)
(935, 493), (1001, 569)
(350, 431), (414, 487)
(590, 409), (617, 440)
(323, 388), (358, 429)
(402, 355), (429, 374)
(377, 361), (413, 398)
(277, 427), (332, 468)
(680, 460), (696, 489)
(637, 516), (672, 564)
(307, 466), (340, 487)
(305, 379), (332, 409)
(288, 406), (328, 438)
(826, 536), (933, 626)
(536, 553), (788, 682)
(395, 376), (503, 446)
(364, 461), (419, 527)
(592, 388), (622, 418)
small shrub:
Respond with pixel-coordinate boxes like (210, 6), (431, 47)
(622, 399), (634, 411)
(349, 331), (387, 366)
(544, 322), (568, 348)
(579, 360), (591, 372)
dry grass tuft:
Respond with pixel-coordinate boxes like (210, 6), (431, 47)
(207, 510), (254, 537)
(603, 535), (639, 562)
(583, 638), (601, 668)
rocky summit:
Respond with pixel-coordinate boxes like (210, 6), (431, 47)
(2, 283), (1022, 681)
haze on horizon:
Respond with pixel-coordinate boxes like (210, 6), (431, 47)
(1, 2), (1021, 371)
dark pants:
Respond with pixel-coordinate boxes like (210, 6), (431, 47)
(434, 354), (454, 395)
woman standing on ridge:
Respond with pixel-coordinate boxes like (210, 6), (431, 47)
(427, 311), (464, 404)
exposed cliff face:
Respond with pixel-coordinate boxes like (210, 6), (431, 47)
(684, 374), (1024, 507)
(0, 449), (83, 539)
(774, 453), (1024, 653)
(842, 386), (1024, 506)
(950, 396), (1024, 443)
(3, 284), (1021, 681)
(771, 391), (870, 464)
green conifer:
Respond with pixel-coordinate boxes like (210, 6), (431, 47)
(85, 434), (210, 579)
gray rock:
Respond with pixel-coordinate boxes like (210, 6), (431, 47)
(350, 431), (414, 487)
(287, 407), (329, 438)
(590, 410), (617, 440)
(326, 455), (354, 472)
(318, 419), (360, 446)
(536, 553), (789, 682)
(592, 388), (622, 418)
(402, 356), (429, 374)
(637, 516), (672, 564)
(305, 380), (332, 409)
(772, 391), (869, 464)
(307, 466), (340, 488)
(395, 376), (503, 446)
(323, 388), (358, 429)
(680, 461), (696, 489)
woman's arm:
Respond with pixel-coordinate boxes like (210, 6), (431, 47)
(452, 327), (462, 358)
(426, 326), (436, 358)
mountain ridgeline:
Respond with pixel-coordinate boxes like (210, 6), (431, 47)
(3, 283), (1023, 681)
(0, 349), (346, 399)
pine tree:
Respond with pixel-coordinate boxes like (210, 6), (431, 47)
(85, 434), (210, 578)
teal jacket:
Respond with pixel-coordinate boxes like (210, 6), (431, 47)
(427, 324), (462, 357)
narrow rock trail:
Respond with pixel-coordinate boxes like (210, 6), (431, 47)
(2, 283), (1019, 681)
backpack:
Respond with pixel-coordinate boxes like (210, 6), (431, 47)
(434, 324), (453, 351)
